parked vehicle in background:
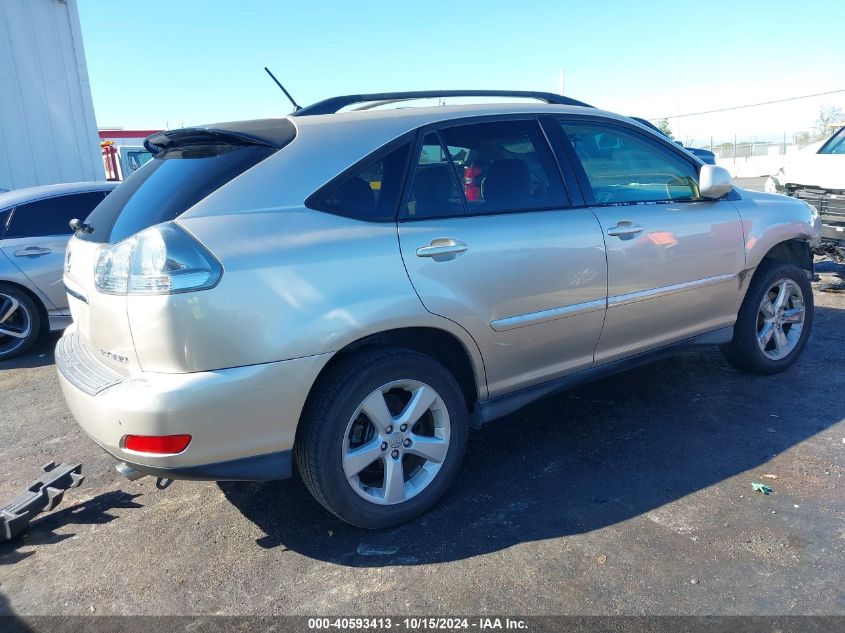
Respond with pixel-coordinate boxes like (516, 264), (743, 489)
(57, 91), (820, 528)
(629, 116), (717, 164)
(101, 142), (154, 181)
(0, 181), (117, 359)
(680, 145), (717, 165)
(766, 126), (845, 254)
(99, 130), (161, 181)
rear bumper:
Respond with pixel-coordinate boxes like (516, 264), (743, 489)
(108, 450), (295, 481)
(56, 327), (332, 480)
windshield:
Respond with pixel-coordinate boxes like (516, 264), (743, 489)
(819, 127), (845, 155)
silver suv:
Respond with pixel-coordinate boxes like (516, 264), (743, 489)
(56, 91), (821, 528)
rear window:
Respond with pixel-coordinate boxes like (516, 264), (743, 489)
(78, 143), (275, 243)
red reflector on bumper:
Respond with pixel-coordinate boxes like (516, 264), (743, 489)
(124, 434), (191, 454)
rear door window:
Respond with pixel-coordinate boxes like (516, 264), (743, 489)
(558, 120), (700, 204)
(79, 143), (275, 243)
(405, 119), (568, 219)
(5, 192), (107, 239)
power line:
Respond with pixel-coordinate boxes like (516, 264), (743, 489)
(650, 89), (845, 121)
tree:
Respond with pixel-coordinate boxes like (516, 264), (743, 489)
(811, 106), (843, 142)
(793, 130), (811, 146)
(657, 119), (674, 139)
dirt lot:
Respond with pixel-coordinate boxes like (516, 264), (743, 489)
(1, 264), (843, 617)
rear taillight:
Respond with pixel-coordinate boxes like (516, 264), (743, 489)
(95, 223), (222, 295)
(124, 434), (192, 454)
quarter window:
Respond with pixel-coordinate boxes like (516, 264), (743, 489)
(406, 119), (567, 219)
(559, 120), (700, 204)
(308, 143), (411, 221)
(5, 192), (107, 239)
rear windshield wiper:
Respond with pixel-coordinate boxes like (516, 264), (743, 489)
(69, 218), (94, 234)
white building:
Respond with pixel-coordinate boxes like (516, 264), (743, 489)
(0, 0), (104, 191)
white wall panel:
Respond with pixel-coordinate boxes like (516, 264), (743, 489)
(0, 0), (104, 190)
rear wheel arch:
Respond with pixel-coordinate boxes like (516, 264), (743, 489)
(301, 327), (483, 420)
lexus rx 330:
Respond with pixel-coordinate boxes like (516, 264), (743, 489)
(56, 91), (821, 528)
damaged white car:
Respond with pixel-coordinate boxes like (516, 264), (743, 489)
(766, 126), (845, 255)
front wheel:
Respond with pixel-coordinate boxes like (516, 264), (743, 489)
(295, 349), (469, 529)
(721, 261), (813, 375)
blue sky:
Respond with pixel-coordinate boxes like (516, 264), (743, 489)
(78, 0), (844, 143)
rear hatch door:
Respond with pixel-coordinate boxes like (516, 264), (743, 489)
(65, 121), (292, 374)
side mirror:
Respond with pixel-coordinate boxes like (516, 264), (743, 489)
(699, 164), (732, 199)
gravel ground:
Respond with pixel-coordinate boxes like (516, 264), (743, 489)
(0, 265), (843, 617)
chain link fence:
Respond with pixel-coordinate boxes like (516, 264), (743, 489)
(677, 135), (821, 177)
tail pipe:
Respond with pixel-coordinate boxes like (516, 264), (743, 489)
(115, 462), (146, 481)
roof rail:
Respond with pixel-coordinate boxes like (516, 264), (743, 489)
(291, 90), (592, 116)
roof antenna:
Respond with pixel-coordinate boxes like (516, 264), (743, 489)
(264, 67), (301, 112)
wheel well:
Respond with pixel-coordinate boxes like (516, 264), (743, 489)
(760, 239), (813, 274)
(0, 279), (49, 334)
(309, 328), (480, 413)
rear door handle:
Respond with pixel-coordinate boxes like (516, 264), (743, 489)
(416, 238), (468, 259)
(14, 247), (52, 257)
(607, 222), (643, 238)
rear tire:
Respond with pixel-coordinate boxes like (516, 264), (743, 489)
(0, 284), (41, 361)
(295, 348), (469, 529)
(721, 260), (813, 375)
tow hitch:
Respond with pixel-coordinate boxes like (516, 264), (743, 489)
(115, 461), (173, 489)
(0, 462), (84, 542)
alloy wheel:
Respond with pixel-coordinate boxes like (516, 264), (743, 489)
(342, 379), (451, 505)
(0, 293), (32, 356)
(756, 278), (805, 361)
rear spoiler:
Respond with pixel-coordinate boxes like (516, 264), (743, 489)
(144, 118), (296, 156)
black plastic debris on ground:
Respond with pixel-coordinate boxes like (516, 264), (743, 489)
(0, 462), (84, 542)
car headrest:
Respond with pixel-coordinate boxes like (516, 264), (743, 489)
(414, 164), (454, 203)
(482, 159), (530, 206)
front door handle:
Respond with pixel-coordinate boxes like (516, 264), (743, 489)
(14, 246), (52, 257)
(607, 222), (643, 238)
(416, 238), (468, 260)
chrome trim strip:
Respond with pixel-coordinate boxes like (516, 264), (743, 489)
(607, 272), (739, 308)
(63, 281), (87, 304)
(490, 298), (606, 332)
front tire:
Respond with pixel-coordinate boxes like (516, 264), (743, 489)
(0, 284), (41, 361)
(721, 260), (813, 375)
(295, 349), (469, 529)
